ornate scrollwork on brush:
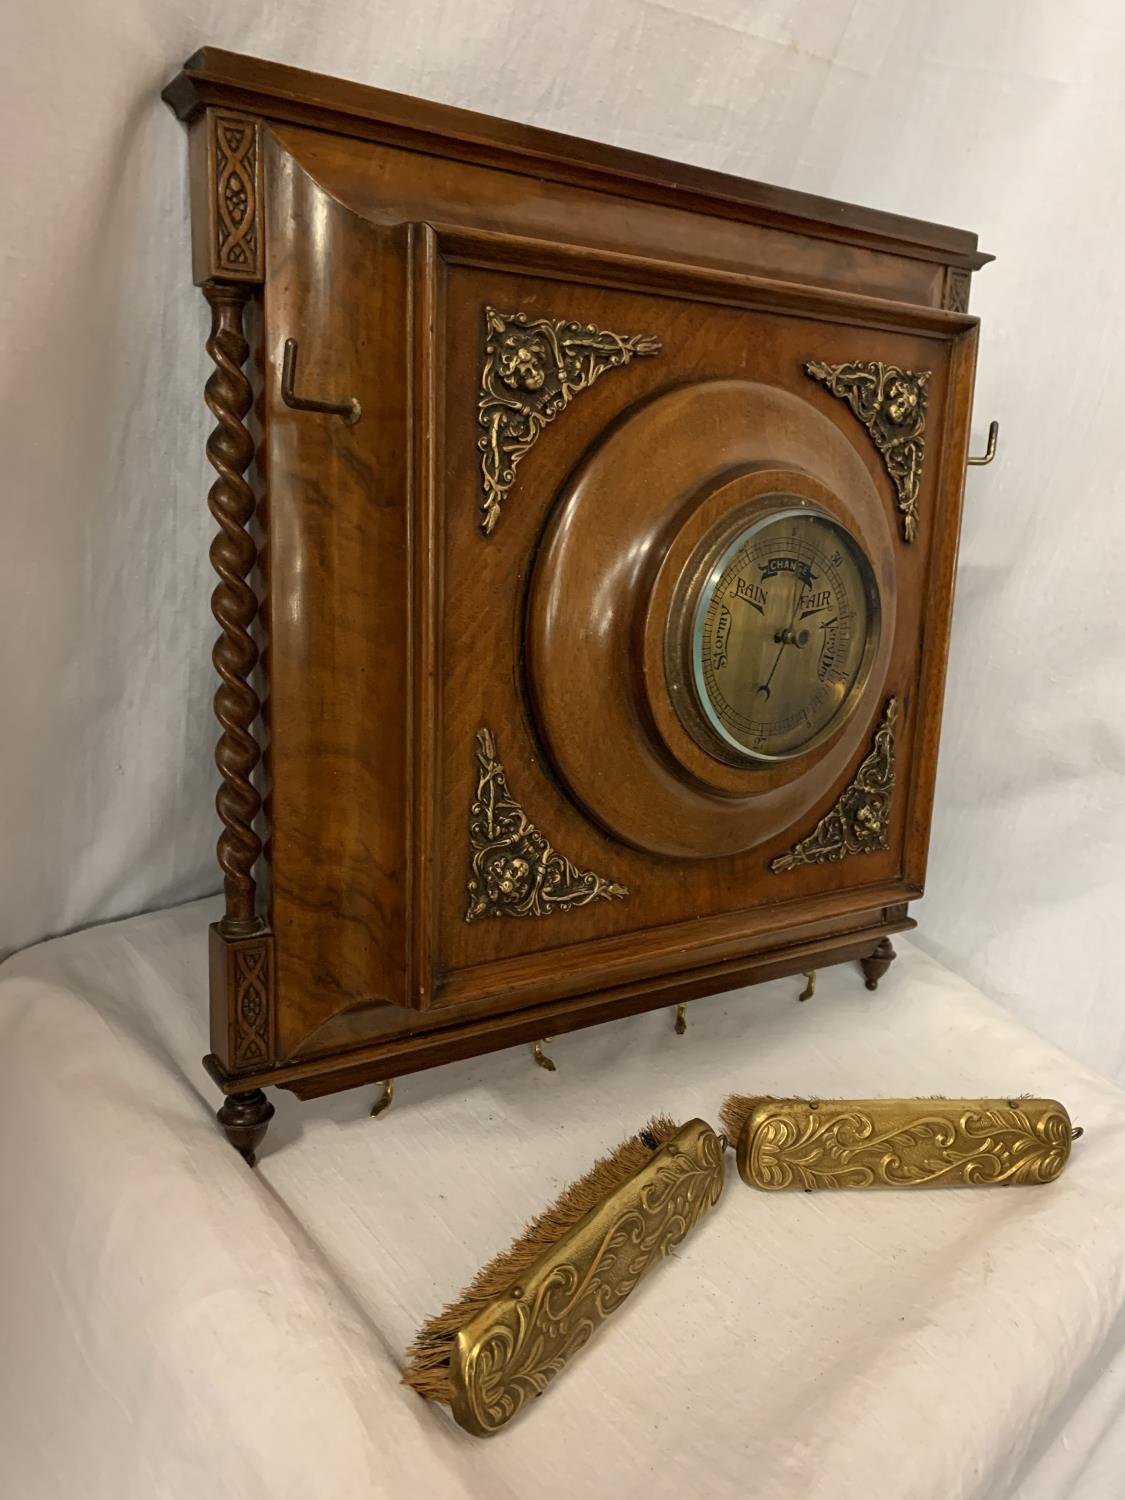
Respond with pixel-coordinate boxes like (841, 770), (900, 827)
(805, 359), (930, 541)
(771, 697), (897, 874)
(745, 1101), (1075, 1191)
(451, 1124), (725, 1434)
(203, 284), (262, 929)
(477, 306), (660, 535)
(465, 728), (628, 921)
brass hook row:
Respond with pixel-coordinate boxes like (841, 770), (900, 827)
(281, 333), (995, 468)
(376, 969), (820, 1116)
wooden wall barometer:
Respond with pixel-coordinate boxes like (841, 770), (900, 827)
(163, 50), (994, 1160)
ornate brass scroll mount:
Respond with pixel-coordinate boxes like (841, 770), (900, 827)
(805, 359), (930, 542)
(465, 728), (628, 921)
(771, 697), (897, 873)
(477, 307), (660, 535)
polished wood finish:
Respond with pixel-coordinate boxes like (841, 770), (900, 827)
(164, 51), (990, 1157)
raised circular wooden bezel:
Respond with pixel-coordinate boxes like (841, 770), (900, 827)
(654, 481), (882, 779)
(525, 379), (897, 859)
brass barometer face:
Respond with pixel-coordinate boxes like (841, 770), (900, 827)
(671, 503), (880, 763)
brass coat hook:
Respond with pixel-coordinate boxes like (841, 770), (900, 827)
(967, 419), (999, 466)
(532, 1038), (557, 1072)
(370, 1079), (395, 1117)
(280, 338), (362, 425)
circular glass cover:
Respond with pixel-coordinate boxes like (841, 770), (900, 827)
(687, 505), (879, 761)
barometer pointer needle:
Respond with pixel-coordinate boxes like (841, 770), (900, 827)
(756, 568), (806, 699)
(756, 643), (785, 700)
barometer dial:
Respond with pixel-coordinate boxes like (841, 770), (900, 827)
(683, 505), (879, 762)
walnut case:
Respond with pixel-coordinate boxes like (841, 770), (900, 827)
(163, 49), (991, 1156)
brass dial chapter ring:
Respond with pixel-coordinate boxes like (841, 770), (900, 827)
(646, 471), (886, 792)
(526, 379), (896, 859)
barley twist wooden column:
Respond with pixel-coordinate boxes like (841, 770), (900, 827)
(203, 281), (262, 935)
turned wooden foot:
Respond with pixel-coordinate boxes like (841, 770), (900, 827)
(860, 937), (897, 991)
(217, 1088), (275, 1165)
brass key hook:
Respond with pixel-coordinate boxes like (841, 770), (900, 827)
(967, 419), (999, 466)
(280, 338), (362, 425)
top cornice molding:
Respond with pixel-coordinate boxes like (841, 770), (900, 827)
(163, 48), (993, 272)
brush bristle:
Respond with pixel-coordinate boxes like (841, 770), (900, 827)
(719, 1093), (768, 1143)
(402, 1115), (681, 1402)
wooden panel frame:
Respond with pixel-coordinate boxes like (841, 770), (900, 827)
(402, 221), (977, 1016)
(213, 905), (917, 1098)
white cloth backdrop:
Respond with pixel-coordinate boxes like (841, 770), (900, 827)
(2, 2), (1124, 1077)
(2, 900), (1125, 1500)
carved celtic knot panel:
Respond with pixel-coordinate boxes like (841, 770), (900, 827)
(451, 1122), (725, 1434)
(771, 697), (897, 873)
(476, 307), (660, 535)
(744, 1099), (1075, 1191)
(212, 114), (262, 280)
(210, 925), (275, 1073)
(232, 938), (271, 1067)
(942, 267), (971, 313)
(805, 359), (930, 541)
(465, 728), (628, 921)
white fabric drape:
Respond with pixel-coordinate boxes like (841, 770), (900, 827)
(1, 899), (1124, 1499)
(1, 3), (1123, 1070)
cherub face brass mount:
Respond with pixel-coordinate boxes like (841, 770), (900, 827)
(465, 728), (628, 921)
(805, 360), (930, 542)
(771, 697), (898, 872)
(476, 307), (660, 535)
